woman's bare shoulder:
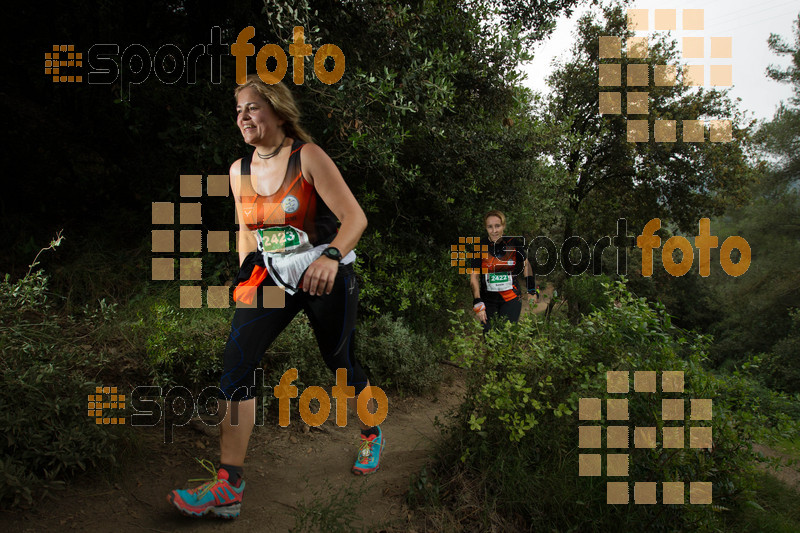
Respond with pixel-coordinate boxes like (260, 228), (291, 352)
(229, 158), (243, 177)
(299, 141), (326, 157)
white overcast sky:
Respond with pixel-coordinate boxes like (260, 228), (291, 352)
(522, 0), (799, 122)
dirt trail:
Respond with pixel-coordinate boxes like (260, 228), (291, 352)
(1, 366), (466, 533)
(753, 444), (800, 491)
(2, 284), (554, 532)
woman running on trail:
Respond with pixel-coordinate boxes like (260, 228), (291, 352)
(168, 76), (383, 519)
(471, 210), (539, 332)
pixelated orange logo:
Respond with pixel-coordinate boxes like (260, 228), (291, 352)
(45, 45), (83, 83)
(599, 8), (733, 143)
(88, 386), (126, 425)
(578, 371), (713, 505)
(450, 237), (490, 274)
(151, 173), (288, 309)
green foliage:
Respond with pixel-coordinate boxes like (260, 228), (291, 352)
(721, 365), (800, 454)
(706, 188), (800, 371)
(538, 3), (756, 330)
(544, 4), (753, 241)
(703, 16), (800, 381)
(624, 253), (719, 334)
(561, 273), (613, 321)
(431, 280), (789, 531)
(355, 230), (462, 334)
(0, 240), (131, 509)
(356, 314), (441, 395)
(406, 465), (442, 508)
(763, 14), (800, 184)
(129, 297), (229, 390)
(722, 320), (800, 400)
(291, 478), (373, 533)
(140, 303), (181, 367)
(767, 310), (800, 392)
(722, 471), (800, 532)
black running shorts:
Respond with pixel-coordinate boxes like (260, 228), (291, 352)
(219, 252), (368, 401)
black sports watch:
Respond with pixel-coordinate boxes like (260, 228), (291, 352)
(322, 246), (342, 262)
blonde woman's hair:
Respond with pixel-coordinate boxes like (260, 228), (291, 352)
(483, 210), (506, 227)
(234, 75), (313, 143)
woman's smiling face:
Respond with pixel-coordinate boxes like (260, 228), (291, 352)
(485, 215), (504, 242)
(236, 87), (285, 146)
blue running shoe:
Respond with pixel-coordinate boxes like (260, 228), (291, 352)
(352, 426), (383, 475)
(168, 459), (245, 518)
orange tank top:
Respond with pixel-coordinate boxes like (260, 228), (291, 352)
(238, 140), (338, 250)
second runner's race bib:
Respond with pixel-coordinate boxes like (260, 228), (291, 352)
(486, 272), (513, 292)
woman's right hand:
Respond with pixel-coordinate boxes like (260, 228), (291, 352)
(473, 299), (487, 323)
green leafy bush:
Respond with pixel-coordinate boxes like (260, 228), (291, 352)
(430, 279), (788, 531)
(356, 314), (441, 395)
(561, 273), (613, 321)
(355, 231), (462, 337)
(130, 299), (229, 389)
(0, 238), (131, 508)
(726, 354), (800, 440)
(759, 309), (800, 393)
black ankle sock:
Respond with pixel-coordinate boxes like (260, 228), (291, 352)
(220, 463), (243, 485)
(361, 426), (379, 438)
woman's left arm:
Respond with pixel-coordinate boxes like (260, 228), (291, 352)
(300, 143), (368, 296)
